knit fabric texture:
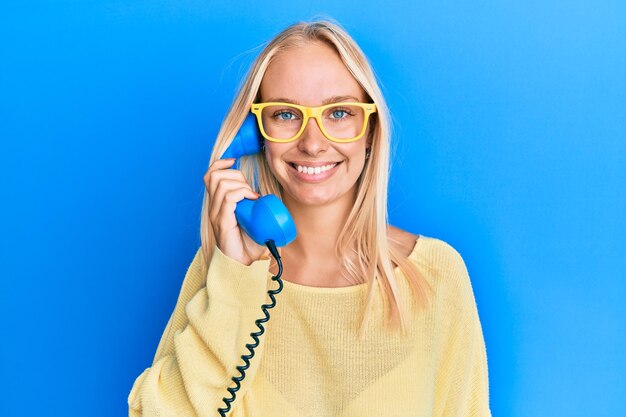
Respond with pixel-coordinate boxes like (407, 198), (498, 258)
(128, 235), (491, 417)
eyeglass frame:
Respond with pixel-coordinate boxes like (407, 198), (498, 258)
(250, 102), (377, 143)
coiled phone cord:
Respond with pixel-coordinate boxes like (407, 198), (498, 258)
(217, 239), (283, 417)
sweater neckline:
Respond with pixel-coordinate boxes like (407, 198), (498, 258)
(279, 235), (423, 294)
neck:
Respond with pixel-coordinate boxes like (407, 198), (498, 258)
(282, 191), (355, 261)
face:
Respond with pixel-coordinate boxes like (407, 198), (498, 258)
(259, 41), (372, 209)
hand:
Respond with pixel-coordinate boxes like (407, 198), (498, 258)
(204, 158), (268, 265)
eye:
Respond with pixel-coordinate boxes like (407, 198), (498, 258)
(273, 110), (300, 121)
(326, 106), (355, 122)
(331, 109), (348, 119)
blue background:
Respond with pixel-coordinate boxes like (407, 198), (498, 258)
(1, 1), (625, 416)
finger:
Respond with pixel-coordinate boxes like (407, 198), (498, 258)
(209, 179), (255, 218)
(204, 158), (236, 188)
(209, 157), (236, 169)
(210, 182), (259, 223)
(205, 158), (236, 181)
(204, 168), (249, 196)
(213, 187), (260, 233)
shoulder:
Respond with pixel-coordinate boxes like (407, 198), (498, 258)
(416, 236), (478, 312)
(418, 235), (467, 272)
(387, 226), (467, 271)
(387, 225), (419, 257)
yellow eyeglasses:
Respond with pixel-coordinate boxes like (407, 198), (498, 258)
(250, 102), (377, 143)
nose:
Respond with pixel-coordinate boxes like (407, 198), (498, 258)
(297, 117), (329, 156)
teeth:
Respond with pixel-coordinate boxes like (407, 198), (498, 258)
(294, 163), (338, 174)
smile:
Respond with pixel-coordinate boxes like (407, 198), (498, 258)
(293, 163), (337, 174)
(287, 161), (342, 182)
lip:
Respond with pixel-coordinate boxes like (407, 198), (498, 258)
(288, 160), (342, 167)
(287, 161), (342, 183)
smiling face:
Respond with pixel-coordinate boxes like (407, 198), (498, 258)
(259, 41), (372, 209)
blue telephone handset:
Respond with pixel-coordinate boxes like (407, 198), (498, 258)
(217, 114), (295, 417)
(221, 113), (297, 248)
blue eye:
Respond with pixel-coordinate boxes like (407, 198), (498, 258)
(275, 111), (298, 121)
(331, 110), (347, 119)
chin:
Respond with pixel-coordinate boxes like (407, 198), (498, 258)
(284, 182), (358, 208)
(287, 188), (337, 206)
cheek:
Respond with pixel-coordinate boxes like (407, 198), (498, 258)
(345, 144), (367, 166)
(351, 146), (370, 178)
(263, 143), (290, 176)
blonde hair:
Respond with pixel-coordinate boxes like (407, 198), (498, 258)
(199, 20), (431, 337)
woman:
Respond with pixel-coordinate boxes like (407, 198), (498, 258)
(129, 20), (491, 417)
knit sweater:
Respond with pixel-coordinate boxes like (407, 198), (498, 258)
(128, 235), (491, 417)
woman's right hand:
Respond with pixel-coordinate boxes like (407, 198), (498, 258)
(204, 158), (268, 265)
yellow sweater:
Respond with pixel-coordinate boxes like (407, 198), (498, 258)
(128, 235), (491, 417)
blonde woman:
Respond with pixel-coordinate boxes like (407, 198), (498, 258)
(129, 20), (491, 417)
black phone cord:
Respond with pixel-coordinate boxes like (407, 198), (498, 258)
(217, 239), (283, 417)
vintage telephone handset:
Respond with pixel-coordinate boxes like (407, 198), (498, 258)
(217, 114), (297, 416)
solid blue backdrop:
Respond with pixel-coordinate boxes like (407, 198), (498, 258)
(1, 1), (625, 416)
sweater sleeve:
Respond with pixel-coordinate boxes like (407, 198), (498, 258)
(433, 243), (491, 417)
(128, 246), (272, 417)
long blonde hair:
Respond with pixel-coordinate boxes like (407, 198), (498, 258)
(199, 20), (431, 337)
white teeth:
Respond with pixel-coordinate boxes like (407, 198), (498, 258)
(293, 163), (338, 175)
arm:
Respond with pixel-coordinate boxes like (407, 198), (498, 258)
(433, 244), (491, 417)
(128, 246), (271, 417)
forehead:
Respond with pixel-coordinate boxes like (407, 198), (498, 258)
(259, 41), (366, 104)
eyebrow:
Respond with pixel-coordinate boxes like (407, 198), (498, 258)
(264, 95), (362, 105)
